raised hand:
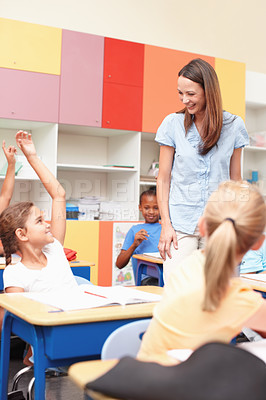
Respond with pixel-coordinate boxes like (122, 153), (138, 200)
(133, 229), (149, 247)
(2, 141), (16, 166)
(15, 130), (37, 158)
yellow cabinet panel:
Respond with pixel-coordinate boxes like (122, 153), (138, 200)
(64, 221), (99, 284)
(215, 58), (246, 120)
(0, 18), (62, 75)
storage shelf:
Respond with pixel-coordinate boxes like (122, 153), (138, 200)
(245, 146), (266, 152)
(57, 163), (137, 172)
(0, 175), (39, 181)
(139, 181), (157, 186)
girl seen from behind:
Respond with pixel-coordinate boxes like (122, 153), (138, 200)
(138, 181), (266, 364)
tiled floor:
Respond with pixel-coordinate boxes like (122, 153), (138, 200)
(7, 339), (85, 400)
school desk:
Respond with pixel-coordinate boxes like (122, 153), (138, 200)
(69, 359), (119, 400)
(0, 260), (94, 291)
(241, 279), (266, 299)
(0, 286), (162, 400)
(133, 254), (164, 287)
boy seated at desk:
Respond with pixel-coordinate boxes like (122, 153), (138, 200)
(116, 187), (161, 285)
(240, 235), (266, 274)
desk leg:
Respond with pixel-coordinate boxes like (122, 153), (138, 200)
(0, 312), (13, 400)
(135, 261), (143, 286)
(32, 326), (46, 400)
(158, 266), (164, 287)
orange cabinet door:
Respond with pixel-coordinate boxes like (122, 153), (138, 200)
(102, 38), (144, 130)
(142, 46), (215, 133)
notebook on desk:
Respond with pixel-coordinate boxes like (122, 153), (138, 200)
(241, 273), (266, 288)
(143, 252), (162, 260)
(20, 285), (162, 311)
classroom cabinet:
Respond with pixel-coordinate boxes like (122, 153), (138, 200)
(102, 82), (143, 131)
(102, 38), (144, 130)
(103, 38), (144, 86)
(0, 17), (61, 75)
(59, 30), (104, 126)
(142, 46), (215, 133)
(0, 68), (60, 122)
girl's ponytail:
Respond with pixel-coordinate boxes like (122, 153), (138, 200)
(203, 219), (237, 311)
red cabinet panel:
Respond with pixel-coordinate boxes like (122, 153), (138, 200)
(0, 67), (60, 122)
(102, 38), (144, 130)
(103, 38), (144, 86)
(102, 82), (143, 131)
(59, 30), (104, 126)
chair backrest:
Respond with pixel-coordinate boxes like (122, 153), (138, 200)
(101, 319), (151, 360)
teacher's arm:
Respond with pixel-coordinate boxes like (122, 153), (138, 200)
(157, 146), (177, 260)
(230, 148), (242, 181)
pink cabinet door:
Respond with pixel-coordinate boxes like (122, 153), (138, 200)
(0, 67), (60, 122)
(59, 30), (104, 126)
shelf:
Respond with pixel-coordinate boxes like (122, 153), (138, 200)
(57, 163), (137, 172)
(245, 146), (266, 152)
(0, 175), (39, 181)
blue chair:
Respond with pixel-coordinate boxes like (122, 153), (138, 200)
(101, 319), (151, 360)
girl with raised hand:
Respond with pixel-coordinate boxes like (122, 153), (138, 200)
(0, 131), (78, 294)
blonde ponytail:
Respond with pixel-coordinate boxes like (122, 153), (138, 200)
(203, 220), (237, 311)
(202, 181), (266, 312)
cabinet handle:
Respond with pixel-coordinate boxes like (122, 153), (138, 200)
(106, 121), (110, 124)
(108, 75), (111, 78)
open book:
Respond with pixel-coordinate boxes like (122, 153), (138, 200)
(241, 273), (266, 289)
(21, 285), (162, 311)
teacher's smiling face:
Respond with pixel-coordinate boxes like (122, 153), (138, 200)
(178, 75), (206, 117)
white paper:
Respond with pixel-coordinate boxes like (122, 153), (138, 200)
(167, 349), (193, 362)
(237, 339), (266, 364)
(143, 252), (162, 259)
(22, 285), (162, 311)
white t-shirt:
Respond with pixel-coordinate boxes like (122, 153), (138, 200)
(3, 238), (78, 293)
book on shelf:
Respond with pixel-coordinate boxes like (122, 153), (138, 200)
(240, 273), (266, 288)
(103, 165), (134, 168)
(20, 285), (162, 311)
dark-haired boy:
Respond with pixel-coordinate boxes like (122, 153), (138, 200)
(116, 188), (161, 285)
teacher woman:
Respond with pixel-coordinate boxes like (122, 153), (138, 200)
(156, 58), (249, 281)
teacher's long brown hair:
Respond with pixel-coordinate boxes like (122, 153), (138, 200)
(178, 58), (223, 155)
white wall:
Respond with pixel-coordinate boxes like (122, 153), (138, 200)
(0, 0), (265, 74)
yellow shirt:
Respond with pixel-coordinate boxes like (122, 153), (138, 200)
(138, 250), (263, 363)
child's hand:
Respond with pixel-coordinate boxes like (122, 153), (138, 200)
(15, 131), (37, 158)
(133, 229), (149, 247)
(2, 140), (16, 166)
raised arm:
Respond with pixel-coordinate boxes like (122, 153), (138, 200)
(0, 141), (16, 213)
(16, 131), (66, 245)
(157, 145), (177, 260)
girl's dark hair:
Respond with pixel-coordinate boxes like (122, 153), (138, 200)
(178, 58), (223, 155)
(139, 186), (157, 204)
(0, 202), (34, 266)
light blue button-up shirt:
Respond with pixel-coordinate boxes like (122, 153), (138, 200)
(155, 111), (249, 234)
